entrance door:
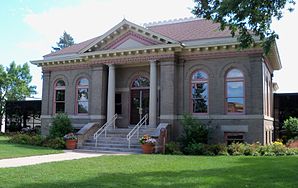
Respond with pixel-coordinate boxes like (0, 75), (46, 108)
(130, 89), (149, 124)
(130, 76), (150, 125)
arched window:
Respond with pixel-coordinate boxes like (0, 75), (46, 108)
(191, 70), (208, 113)
(77, 78), (89, 114)
(54, 80), (65, 113)
(226, 69), (244, 114)
(131, 76), (150, 88)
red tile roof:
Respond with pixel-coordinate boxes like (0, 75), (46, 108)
(44, 19), (232, 58)
(147, 19), (232, 42)
(43, 36), (101, 58)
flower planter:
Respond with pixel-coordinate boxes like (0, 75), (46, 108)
(141, 144), (155, 154)
(65, 139), (77, 150)
(287, 140), (298, 148)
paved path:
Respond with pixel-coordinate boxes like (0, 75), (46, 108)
(0, 150), (126, 168)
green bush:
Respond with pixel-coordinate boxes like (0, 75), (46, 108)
(9, 134), (44, 146)
(49, 113), (73, 138)
(180, 114), (209, 154)
(43, 137), (65, 149)
(184, 143), (206, 155)
(165, 142), (182, 155)
(283, 117), (298, 139)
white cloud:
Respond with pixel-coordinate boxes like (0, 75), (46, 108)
(19, 0), (195, 98)
(23, 0), (195, 44)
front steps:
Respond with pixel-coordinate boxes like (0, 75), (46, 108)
(77, 127), (155, 153)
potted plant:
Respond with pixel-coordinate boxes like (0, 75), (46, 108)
(139, 134), (157, 154)
(64, 133), (77, 150)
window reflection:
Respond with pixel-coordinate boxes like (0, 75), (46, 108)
(77, 78), (89, 114)
(226, 69), (244, 113)
(191, 71), (208, 113)
(54, 79), (65, 113)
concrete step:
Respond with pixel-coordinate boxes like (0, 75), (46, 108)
(85, 143), (140, 148)
(78, 146), (142, 153)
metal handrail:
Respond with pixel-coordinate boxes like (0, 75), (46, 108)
(126, 114), (148, 149)
(94, 113), (118, 147)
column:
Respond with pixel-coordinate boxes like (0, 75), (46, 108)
(41, 70), (51, 116)
(149, 60), (157, 127)
(160, 61), (176, 121)
(90, 64), (106, 121)
(107, 64), (115, 121)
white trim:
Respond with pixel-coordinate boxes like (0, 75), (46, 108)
(79, 19), (178, 54)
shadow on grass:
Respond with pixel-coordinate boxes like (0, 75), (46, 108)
(11, 156), (298, 188)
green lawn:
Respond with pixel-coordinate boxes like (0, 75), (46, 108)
(0, 155), (297, 187)
(0, 136), (62, 159)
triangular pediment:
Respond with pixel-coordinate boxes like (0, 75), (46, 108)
(80, 19), (178, 54)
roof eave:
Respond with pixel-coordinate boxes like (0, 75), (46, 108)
(266, 42), (282, 70)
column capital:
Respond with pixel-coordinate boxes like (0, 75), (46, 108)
(107, 63), (115, 68)
(149, 60), (158, 64)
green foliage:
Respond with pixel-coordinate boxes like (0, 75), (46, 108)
(9, 134), (43, 146)
(165, 141), (183, 155)
(0, 62), (36, 125)
(180, 114), (209, 144)
(192, 0), (296, 54)
(184, 143), (207, 155)
(52, 31), (75, 51)
(49, 113), (73, 138)
(43, 137), (65, 149)
(283, 117), (298, 139)
(8, 133), (65, 149)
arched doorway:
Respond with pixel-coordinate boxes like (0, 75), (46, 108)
(130, 76), (150, 124)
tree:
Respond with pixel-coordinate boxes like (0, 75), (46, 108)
(0, 62), (36, 127)
(192, 0), (296, 54)
(52, 31), (75, 52)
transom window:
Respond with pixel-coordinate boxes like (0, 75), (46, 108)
(191, 70), (208, 113)
(77, 78), (89, 114)
(131, 76), (150, 88)
(226, 69), (244, 114)
(54, 80), (65, 113)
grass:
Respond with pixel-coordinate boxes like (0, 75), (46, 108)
(0, 154), (297, 187)
(0, 136), (62, 159)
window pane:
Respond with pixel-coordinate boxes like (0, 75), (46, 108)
(192, 71), (208, 80)
(193, 99), (208, 113)
(56, 80), (65, 87)
(227, 82), (243, 97)
(227, 69), (243, 78)
(192, 83), (208, 99)
(192, 83), (208, 113)
(55, 103), (65, 113)
(78, 78), (89, 86)
(56, 90), (65, 101)
(115, 93), (121, 103)
(78, 101), (88, 113)
(227, 98), (244, 113)
(78, 89), (88, 101)
(132, 76), (150, 88)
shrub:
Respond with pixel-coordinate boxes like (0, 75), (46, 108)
(165, 142), (182, 155)
(283, 117), (298, 139)
(9, 134), (44, 146)
(180, 114), (209, 154)
(43, 137), (65, 149)
(204, 144), (228, 156)
(49, 113), (73, 138)
(184, 143), (206, 155)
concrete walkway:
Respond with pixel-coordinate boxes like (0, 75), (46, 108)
(0, 150), (127, 168)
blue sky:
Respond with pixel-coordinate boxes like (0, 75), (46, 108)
(0, 0), (297, 98)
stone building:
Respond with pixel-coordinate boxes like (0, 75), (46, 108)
(31, 18), (281, 148)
